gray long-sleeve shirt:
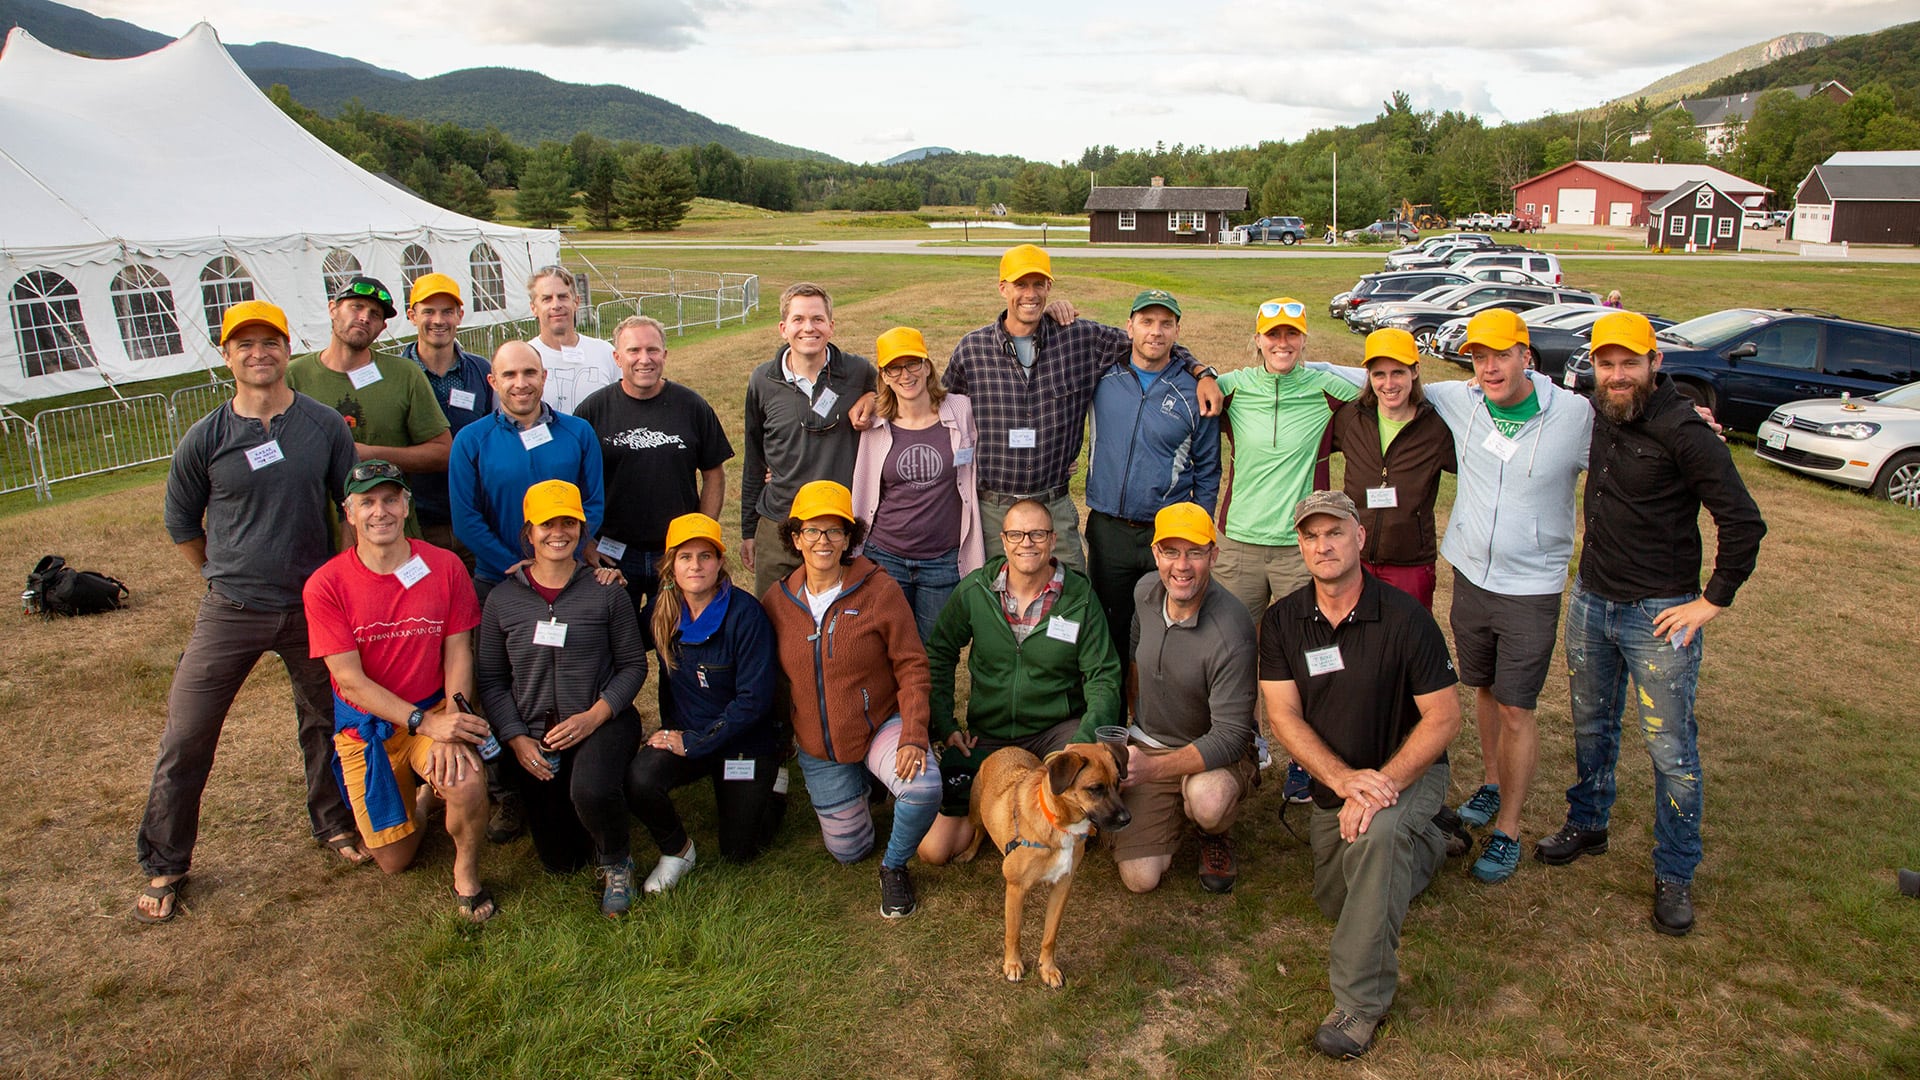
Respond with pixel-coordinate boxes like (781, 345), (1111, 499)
(740, 344), (876, 533)
(164, 392), (355, 611)
(1129, 574), (1257, 771)
(475, 566), (649, 743)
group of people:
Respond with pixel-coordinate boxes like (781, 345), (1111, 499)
(133, 246), (1767, 1061)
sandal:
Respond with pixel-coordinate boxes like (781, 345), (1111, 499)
(326, 834), (373, 867)
(453, 885), (498, 924)
(133, 875), (188, 924)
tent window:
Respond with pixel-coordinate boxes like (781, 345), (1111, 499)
(469, 244), (506, 313)
(110, 264), (184, 361)
(10, 270), (97, 378)
(200, 257), (255, 344)
(321, 249), (363, 300)
(401, 245), (434, 298)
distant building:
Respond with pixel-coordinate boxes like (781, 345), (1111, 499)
(1511, 161), (1770, 228)
(1084, 179), (1247, 244)
(1792, 151), (1920, 245)
(1628, 81), (1853, 154)
(1646, 180), (1747, 251)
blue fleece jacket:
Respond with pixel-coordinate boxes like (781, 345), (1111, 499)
(449, 404), (606, 582)
(1085, 360), (1220, 519)
(657, 582), (781, 760)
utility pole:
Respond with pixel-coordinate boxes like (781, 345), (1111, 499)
(1332, 150), (1339, 236)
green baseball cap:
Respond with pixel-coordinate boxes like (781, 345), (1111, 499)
(1129, 289), (1182, 319)
(345, 459), (411, 497)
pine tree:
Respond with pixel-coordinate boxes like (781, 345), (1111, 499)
(615, 147), (697, 231)
(441, 162), (497, 221)
(513, 143), (575, 228)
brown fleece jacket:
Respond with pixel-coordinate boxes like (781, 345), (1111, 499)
(761, 556), (931, 763)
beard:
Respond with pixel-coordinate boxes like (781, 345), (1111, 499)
(1596, 376), (1655, 424)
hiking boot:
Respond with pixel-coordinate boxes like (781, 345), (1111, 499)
(1471, 830), (1521, 884)
(1282, 762), (1313, 804)
(599, 857), (635, 918)
(1312, 1009), (1379, 1059)
(1652, 880), (1695, 936)
(1433, 806), (1473, 858)
(1198, 830), (1238, 894)
(1456, 783), (1501, 828)
(1900, 868), (1920, 898)
(486, 791), (525, 843)
(1535, 822), (1609, 865)
(879, 864), (917, 919)
(644, 841), (696, 894)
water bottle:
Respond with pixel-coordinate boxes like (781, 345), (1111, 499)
(454, 693), (500, 761)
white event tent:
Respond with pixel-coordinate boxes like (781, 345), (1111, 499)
(0, 22), (559, 404)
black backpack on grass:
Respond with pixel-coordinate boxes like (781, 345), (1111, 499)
(26, 555), (128, 617)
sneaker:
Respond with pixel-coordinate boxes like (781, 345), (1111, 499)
(1652, 879), (1694, 936)
(1471, 830), (1521, 883)
(1312, 1009), (1379, 1059)
(1456, 783), (1500, 828)
(1534, 822), (1609, 865)
(599, 857), (635, 918)
(1282, 762), (1313, 804)
(1198, 831), (1238, 894)
(644, 841), (696, 894)
(1432, 806), (1473, 858)
(1900, 868), (1920, 898)
(879, 864), (917, 919)
(486, 791), (525, 843)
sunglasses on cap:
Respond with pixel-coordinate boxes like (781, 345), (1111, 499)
(1260, 301), (1306, 319)
(342, 280), (393, 305)
(349, 460), (404, 484)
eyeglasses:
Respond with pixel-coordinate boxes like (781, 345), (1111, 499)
(342, 280), (393, 305)
(799, 526), (849, 542)
(1001, 529), (1055, 544)
(349, 460), (404, 484)
(1260, 301), (1306, 319)
(883, 358), (929, 375)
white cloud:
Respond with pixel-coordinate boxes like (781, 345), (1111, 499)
(461, 0), (725, 50)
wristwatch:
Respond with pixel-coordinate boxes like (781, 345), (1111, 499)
(407, 707), (425, 736)
(1190, 363), (1220, 380)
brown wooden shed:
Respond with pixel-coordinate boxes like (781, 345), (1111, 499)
(1085, 182), (1248, 244)
(1646, 180), (1745, 251)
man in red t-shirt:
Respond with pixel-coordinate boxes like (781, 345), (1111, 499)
(303, 460), (496, 921)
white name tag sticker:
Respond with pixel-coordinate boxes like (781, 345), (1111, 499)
(394, 554), (431, 589)
(448, 388), (477, 410)
(519, 423), (553, 451)
(723, 758), (756, 781)
(533, 619), (568, 647)
(1009, 428), (1037, 449)
(1481, 429), (1519, 463)
(1366, 486), (1399, 509)
(1304, 645), (1346, 677)
(347, 363), (383, 390)
(811, 386), (839, 417)
(245, 440), (284, 471)
(954, 445), (975, 467)
(596, 537), (628, 561)
(1045, 615), (1080, 644)
(1562, 369), (1578, 389)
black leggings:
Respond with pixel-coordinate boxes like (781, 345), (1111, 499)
(507, 707), (643, 873)
(626, 747), (785, 863)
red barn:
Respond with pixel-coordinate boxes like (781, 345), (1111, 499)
(1512, 161), (1769, 228)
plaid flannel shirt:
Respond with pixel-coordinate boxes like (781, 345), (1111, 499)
(992, 559), (1066, 643)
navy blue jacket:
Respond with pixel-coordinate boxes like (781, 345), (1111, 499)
(656, 582), (781, 760)
(1085, 360), (1220, 519)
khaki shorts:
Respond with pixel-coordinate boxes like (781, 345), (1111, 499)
(1111, 750), (1258, 860)
(333, 729), (439, 848)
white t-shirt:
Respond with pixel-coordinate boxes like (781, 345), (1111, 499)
(805, 582), (843, 625)
(529, 334), (619, 416)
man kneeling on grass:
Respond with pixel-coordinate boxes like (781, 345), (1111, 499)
(303, 461), (498, 922)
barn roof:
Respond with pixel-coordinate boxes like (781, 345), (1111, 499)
(1807, 165), (1920, 202)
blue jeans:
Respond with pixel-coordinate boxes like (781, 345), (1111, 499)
(1563, 583), (1704, 884)
(795, 717), (941, 870)
(861, 541), (960, 643)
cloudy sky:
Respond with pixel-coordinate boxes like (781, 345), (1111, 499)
(89, 0), (1914, 163)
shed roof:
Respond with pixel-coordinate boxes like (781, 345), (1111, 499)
(1808, 165), (1920, 201)
(1085, 186), (1248, 212)
(1647, 180), (1738, 215)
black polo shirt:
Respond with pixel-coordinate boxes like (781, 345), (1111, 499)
(1259, 571), (1457, 809)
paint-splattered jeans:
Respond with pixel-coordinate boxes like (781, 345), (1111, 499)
(1563, 583), (1704, 884)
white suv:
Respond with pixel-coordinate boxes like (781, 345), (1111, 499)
(1453, 250), (1562, 285)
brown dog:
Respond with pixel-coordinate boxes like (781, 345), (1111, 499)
(955, 742), (1131, 987)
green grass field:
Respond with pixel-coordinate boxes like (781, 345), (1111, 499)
(4, 249), (1917, 1079)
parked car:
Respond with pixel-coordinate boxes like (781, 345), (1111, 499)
(1453, 250), (1564, 285)
(1490, 212), (1515, 230)
(1384, 233), (1492, 269)
(1754, 381), (1920, 507)
(1434, 304), (1630, 368)
(1468, 266), (1553, 286)
(1562, 309), (1920, 430)
(1236, 215), (1308, 244)
(1469, 212), (1495, 229)
(1345, 220), (1420, 242)
(1744, 210), (1775, 229)
(1329, 269), (1472, 321)
(1353, 282), (1601, 348)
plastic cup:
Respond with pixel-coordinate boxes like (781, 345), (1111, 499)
(1094, 725), (1130, 780)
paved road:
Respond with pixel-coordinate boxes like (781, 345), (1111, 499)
(568, 238), (1920, 263)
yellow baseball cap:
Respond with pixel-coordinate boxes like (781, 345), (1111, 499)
(219, 299), (290, 345)
(789, 480), (855, 524)
(1463, 308), (1530, 352)
(998, 244), (1052, 283)
(522, 479), (586, 525)
(1364, 328), (1420, 366)
(876, 327), (930, 368)
(409, 272), (462, 307)
(1152, 502), (1217, 548)
(664, 512), (725, 554)
(1255, 297), (1308, 336)
(1588, 311), (1658, 356)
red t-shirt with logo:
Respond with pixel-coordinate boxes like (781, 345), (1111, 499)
(304, 539), (481, 711)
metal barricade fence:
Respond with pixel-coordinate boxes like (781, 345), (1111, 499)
(0, 408), (41, 498)
(30, 392), (178, 492)
(169, 381), (234, 430)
